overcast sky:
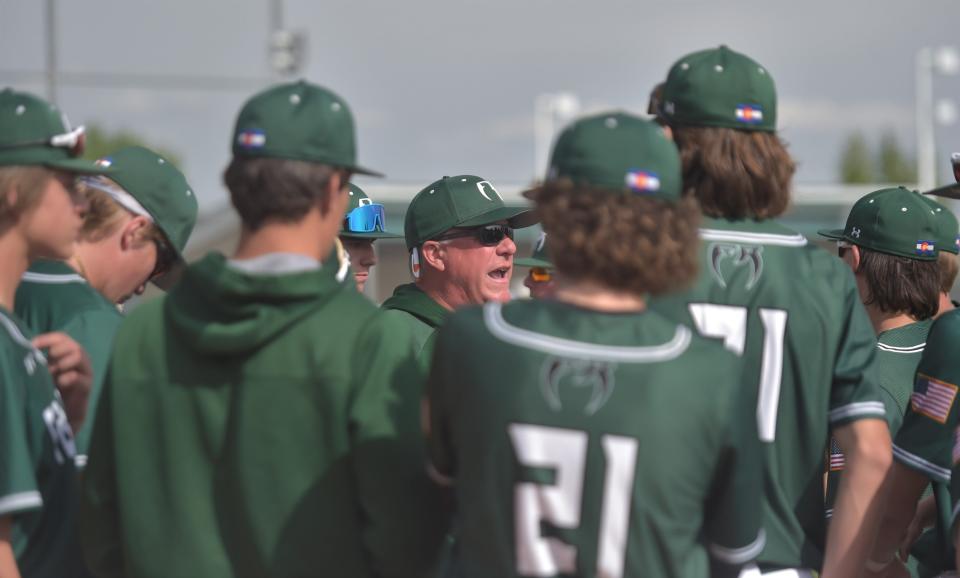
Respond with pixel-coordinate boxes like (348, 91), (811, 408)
(2, 0), (960, 212)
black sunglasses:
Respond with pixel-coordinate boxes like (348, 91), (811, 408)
(434, 224), (514, 246)
(150, 236), (177, 281)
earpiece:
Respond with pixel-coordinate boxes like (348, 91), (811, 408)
(410, 247), (421, 279)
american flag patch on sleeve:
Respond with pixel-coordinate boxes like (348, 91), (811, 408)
(912, 374), (959, 424)
(829, 438), (845, 471)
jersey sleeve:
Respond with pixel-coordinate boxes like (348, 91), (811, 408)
(0, 358), (42, 517)
(893, 313), (960, 483)
(828, 273), (886, 426)
(703, 357), (765, 576)
(951, 426), (960, 531)
(347, 312), (448, 578)
(425, 323), (456, 487)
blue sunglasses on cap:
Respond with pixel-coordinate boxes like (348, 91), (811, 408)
(343, 203), (387, 233)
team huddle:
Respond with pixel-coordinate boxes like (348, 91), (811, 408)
(0, 43), (958, 578)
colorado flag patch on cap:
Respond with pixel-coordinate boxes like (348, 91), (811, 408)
(735, 104), (763, 124)
(237, 129), (266, 149)
(916, 240), (935, 256)
(95, 157), (112, 168)
(625, 170), (660, 193)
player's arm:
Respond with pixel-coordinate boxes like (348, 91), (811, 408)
(0, 515), (21, 578)
(823, 418), (892, 578)
(79, 366), (124, 578)
(703, 359), (764, 578)
(860, 461), (927, 577)
(347, 313), (449, 578)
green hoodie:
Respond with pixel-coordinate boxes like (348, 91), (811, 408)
(340, 283), (452, 578)
(81, 252), (384, 578)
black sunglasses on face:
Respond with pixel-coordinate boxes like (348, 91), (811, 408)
(434, 224), (514, 246)
(150, 237), (177, 281)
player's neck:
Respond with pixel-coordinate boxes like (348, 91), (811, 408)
(234, 207), (337, 262)
(935, 292), (955, 319)
(0, 231), (30, 310)
(868, 306), (917, 336)
(553, 277), (646, 313)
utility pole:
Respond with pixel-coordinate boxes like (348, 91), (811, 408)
(45, 0), (58, 103)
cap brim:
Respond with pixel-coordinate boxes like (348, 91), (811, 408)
(151, 257), (187, 291)
(459, 206), (540, 229)
(923, 183), (960, 199)
(514, 257), (553, 268)
(817, 228), (845, 240)
(346, 163), (384, 178)
(339, 229), (403, 240)
(44, 158), (115, 175)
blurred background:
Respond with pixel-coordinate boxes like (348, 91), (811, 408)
(2, 0), (959, 302)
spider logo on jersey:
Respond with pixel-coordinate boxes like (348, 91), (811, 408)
(709, 243), (764, 291)
(540, 358), (616, 415)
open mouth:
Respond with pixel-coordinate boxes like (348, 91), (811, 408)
(488, 267), (510, 280)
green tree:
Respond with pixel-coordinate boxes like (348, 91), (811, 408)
(876, 130), (916, 184)
(839, 131), (873, 184)
(82, 124), (183, 169)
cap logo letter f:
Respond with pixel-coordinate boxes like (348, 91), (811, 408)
(476, 180), (502, 202)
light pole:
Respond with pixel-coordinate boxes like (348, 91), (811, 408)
(45, 0), (57, 103)
(533, 92), (580, 180)
(916, 46), (959, 190)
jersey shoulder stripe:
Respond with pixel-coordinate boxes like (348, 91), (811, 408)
(708, 529), (766, 564)
(892, 444), (951, 482)
(0, 310), (42, 353)
(699, 228), (808, 247)
(21, 271), (86, 285)
(828, 401), (886, 423)
(482, 302), (691, 363)
(426, 462), (454, 487)
(876, 342), (926, 354)
(0, 490), (43, 515)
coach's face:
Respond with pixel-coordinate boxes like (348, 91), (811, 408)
(428, 222), (517, 306)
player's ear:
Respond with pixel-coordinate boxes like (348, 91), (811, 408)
(420, 240), (446, 273)
(849, 244), (862, 272)
(120, 216), (151, 251)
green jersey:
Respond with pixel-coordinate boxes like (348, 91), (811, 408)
(0, 307), (84, 577)
(346, 283), (452, 578)
(81, 253), (383, 578)
(427, 300), (764, 578)
(14, 260), (122, 466)
(649, 218), (885, 571)
(825, 320), (931, 516)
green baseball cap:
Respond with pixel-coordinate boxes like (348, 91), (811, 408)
(232, 80), (382, 177)
(84, 146), (199, 288)
(339, 183), (401, 240)
(0, 88), (112, 174)
(530, 111), (681, 200)
(404, 175), (538, 249)
(919, 194), (960, 255)
(515, 231), (553, 268)
(660, 45), (777, 133)
(819, 187), (941, 261)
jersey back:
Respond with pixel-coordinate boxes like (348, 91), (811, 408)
(649, 218), (884, 570)
(427, 300), (764, 578)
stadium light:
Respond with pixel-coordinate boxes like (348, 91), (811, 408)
(533, 92), (581, 180)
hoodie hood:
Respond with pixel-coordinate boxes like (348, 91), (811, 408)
(381, 283), (449, 329)
(167, 253), (351, 356)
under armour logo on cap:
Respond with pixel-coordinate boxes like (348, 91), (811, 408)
(850, 227), (861, 239)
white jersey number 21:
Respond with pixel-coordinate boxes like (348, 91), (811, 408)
(688, 303), (788, 442)
(508, 424), (637, 578)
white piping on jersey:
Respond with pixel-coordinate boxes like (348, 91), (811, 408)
(0, 311), (44, 355)
(426, 461), (454, 487)
(824, 508), (833, 519)
(876, 342), (926, 354)
(0, 490), (42, 516)
(75, 454), (88, 469)
(893, 445), (951, 482)
(21, 271), (86, 284)
(708, 529), (766, 564)
(952, 500), (960, 531)
(483, 302), (692, 363)
(827, 401), (885, 423)
(700, 229), (808, 247)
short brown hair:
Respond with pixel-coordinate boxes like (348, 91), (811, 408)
(0, 166), (58, 233)
(672, 126), (795, 220)
(939, 251), (959, 294)
(534, 181), (700, 296)
(77, 179), (167, 246)
(223, 157), (344, 231)
(857, 248), (940, 320)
